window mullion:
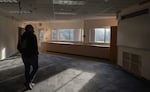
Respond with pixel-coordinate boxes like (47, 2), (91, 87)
(104, 28), (106, 43)
(57, 30), (59, 40)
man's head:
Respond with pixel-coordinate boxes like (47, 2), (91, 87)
(25, 24), (34, 32)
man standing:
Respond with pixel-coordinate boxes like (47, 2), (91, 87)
(17, 24), (39, 90)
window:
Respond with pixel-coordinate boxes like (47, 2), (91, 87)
(52, 30), (57, 40)
(95, 28), (105, 43)
(51, 29), (83, 41)
(105, 28), (111, 43)
(59, 29), (74, 41)
(39, 29), (44, 41)
(90, 28), (111, 43)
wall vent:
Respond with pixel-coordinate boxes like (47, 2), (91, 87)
(123, 52), (130, 71)
(121, 8), (149, 20)
(123, 52), (142, 76)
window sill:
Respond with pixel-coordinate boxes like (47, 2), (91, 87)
(47, 41), (110, 48)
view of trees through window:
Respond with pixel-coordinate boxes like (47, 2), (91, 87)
(51, 29), (82, 41)
(52, 28), (110, 43)
(94, 28), (111, 43)
(59, 29), (74, 41)
(52, 30), (57, 40)
(89, 28), (111, 43)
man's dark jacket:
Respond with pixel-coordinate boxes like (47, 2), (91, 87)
(17, 31), (39, 57)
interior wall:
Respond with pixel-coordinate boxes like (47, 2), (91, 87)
(84, 18), (117, 29)
(117, 3), (150, 49)
(0, 12), (21, 60)
(50, 20), (84, 29)
(117, 2), (150, 80)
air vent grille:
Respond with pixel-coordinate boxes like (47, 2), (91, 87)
(123, 52), (142, 76)
(123, 52), (130, 70)
(121, 8), (149, 20)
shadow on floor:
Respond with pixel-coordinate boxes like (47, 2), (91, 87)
(0, 54), (150, 92)
(0, 55), (69, 92)
(78, 73), (150, 92)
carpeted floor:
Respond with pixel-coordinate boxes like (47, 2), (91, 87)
(0, 54), (149, 92)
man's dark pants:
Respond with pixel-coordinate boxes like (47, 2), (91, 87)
(22, 55), (38, 84)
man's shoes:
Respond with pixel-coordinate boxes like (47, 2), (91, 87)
(27, 84), (33, 90)
(27, 83), (33, 90)
(31, 82), (35, 87)
(24, 82), (33, 90)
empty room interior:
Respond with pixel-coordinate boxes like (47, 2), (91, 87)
(0, 0), (150, 92)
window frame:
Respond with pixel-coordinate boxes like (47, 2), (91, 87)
(90, 27), (111, 44)
(51, 28), (83, 42)
(39, 29), (44, 42)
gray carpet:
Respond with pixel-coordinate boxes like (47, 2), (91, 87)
(0, 54), (149, 92)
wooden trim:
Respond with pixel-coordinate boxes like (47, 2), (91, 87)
(110, 26), (118, 64)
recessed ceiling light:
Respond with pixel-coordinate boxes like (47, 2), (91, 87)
(53, 0), (85, 5)
(0, 0), (18, 3)
(54, 12), (76, 15)
(104, 0), (108, 2)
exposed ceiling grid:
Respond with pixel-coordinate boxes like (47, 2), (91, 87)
(0, 0), (145, 21)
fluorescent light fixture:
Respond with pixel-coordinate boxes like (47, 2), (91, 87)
(0, 0), (18, 3)
(53, 0), (85, 5)
(54, 12), (76, 15)
(9, 10), (32, 14)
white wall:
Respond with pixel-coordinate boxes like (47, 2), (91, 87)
(50, 20), (84, 29)
(117, 3), (150, 49)
(117, 2), (150, 80)
(0, 11), (21, 60)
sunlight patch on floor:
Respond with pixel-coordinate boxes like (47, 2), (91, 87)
(26, 68), (95, 92)
(0, 57), (22, 71)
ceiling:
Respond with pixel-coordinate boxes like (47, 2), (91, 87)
(0, 0), (145, 21)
